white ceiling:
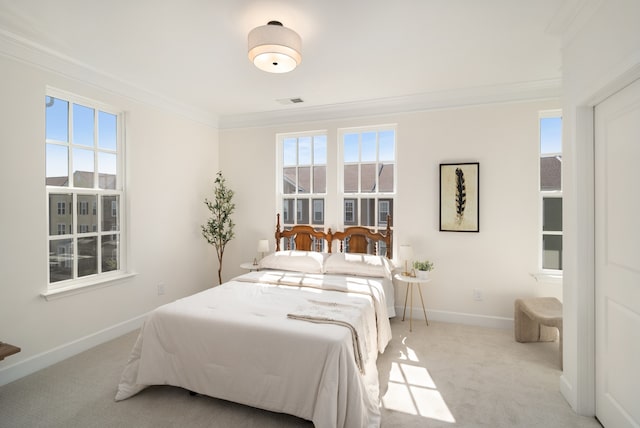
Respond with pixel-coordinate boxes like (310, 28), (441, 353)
(0, 0), (567, 127)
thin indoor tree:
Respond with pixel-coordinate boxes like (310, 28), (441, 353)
(201, 171), (235, 284)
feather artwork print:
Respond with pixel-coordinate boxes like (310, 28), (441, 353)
(455, 167), (466, 223)
(440, 162), (479, 232)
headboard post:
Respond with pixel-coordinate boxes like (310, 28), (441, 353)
(385, 215), (393, 259)
(275, 213), (281, 251)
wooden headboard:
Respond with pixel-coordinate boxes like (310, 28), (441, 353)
(274, 214), (332, 252)
(332, 216), (393, 259)
(274, 214), (393, 258)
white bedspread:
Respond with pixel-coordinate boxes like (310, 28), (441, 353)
(115, 271), (392, 428)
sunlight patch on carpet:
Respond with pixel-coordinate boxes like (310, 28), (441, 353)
(381, 360), (455, 423)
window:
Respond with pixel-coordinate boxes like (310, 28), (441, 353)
(539, 111), (562, 273)
(278, 132), (327, 227)
(276, 126), (395, 256)
(340, 127), (395, 223)
(46, 89), (125, 289)
(313, 199), (324, 223)
(339, 126), (395, 256)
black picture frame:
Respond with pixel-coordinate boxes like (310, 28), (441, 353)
(439, 162), (480, 232)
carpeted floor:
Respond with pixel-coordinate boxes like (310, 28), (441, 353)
(0, 318), (601, 427)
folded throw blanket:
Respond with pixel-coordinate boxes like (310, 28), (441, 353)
(287, 313), (365, 374)
(287, 299), (368, 374)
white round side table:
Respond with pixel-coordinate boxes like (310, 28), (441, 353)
(394, 273), (431, 331)
(240, 262), (259, 272)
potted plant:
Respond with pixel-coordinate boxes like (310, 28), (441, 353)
(413, 260), (434, 279)
(201, 171), (235, 285)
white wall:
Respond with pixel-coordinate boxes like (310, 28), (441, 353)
(560, 0), (640, 415)
(220, 99), (560, 326)
(0, 54), (219, 384)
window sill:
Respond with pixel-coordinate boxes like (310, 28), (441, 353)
(41, 272), (137, 301)
(531, 272), (563, 284)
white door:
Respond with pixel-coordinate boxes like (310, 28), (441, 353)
(595, 77), (640, 428)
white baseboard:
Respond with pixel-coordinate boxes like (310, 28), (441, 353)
(0, 313), (147, 387)
(395, 305), (514, 330)
(560, 373), (576, 411)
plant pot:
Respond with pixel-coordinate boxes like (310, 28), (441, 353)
(416, 270), (429, 279)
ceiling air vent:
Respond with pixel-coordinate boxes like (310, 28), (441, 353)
(276, 97), (304, 105)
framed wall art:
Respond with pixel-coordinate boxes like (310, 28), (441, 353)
(439, 162), (479, 232)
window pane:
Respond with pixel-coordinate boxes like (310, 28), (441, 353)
(98, 111), (117, 150)
(45, 96), (68, 142)
(540, 155), (562, 191)
(379, 163), (394, 192)
(102, 234), (119, 272)
(49, 193), (73, 236)
(344, 165), (358, 192)
(78, 236), (97, 277)
(283, 199), (294, 224)
(543, 235), (563, 270)
(344, 199), (357, 225)
(98, 152), (117, 189)
(344, 134), (359, 162)
(379, 130), (395, 161)
(49, 239), (73, 283)
(361, 132), (376, 162)
(540, 117), (562, 154)
(298, 137), (311, 165)
(46, 144), (68, 186)
(312, 199), (324, 225)
(313, 166), (326, 193)
(298, 166), (311, 193)
(543, 197), (563, 231)
(102, 195), (119, 231)
(297, 199), (309, 224)
(73, 148), (95, 188)
(73, 104), (95, 147)
(77, 194), (98, 233)
(283, 138), (297, 166)
(379, 198), (393, 226)
(361, 198), (376, 226)
(360, 163), (376, 192)
(314, 135), (327, 164)
(283, 167), (296, 194)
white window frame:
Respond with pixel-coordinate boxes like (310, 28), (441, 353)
(535, 110), (563, 283)
(276, 130), (328, 228)
(337, 125), (397, 234)
(43, 87), (131, 299)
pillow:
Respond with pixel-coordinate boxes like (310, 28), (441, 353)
(258, 250), (328, 274)
(324, 253), (393, 278)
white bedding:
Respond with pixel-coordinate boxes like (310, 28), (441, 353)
(115, 271), (392, 428)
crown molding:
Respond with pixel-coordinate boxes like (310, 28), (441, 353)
(0, 25), (560, 131)
(0, 27), (218, 128)
(218, 78), (562, 129)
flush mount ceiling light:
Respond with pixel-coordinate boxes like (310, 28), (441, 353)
(248, 21), (302, 73)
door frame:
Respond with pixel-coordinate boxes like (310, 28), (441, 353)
(568, 62), (640, 416)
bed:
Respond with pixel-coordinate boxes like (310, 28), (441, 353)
(115, 216), (394, 428)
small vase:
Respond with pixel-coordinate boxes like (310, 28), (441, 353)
(416, 270), (429, 280)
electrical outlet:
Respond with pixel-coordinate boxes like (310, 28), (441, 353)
(157, 283), (165, 295)
(473, 288), (483, 301)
